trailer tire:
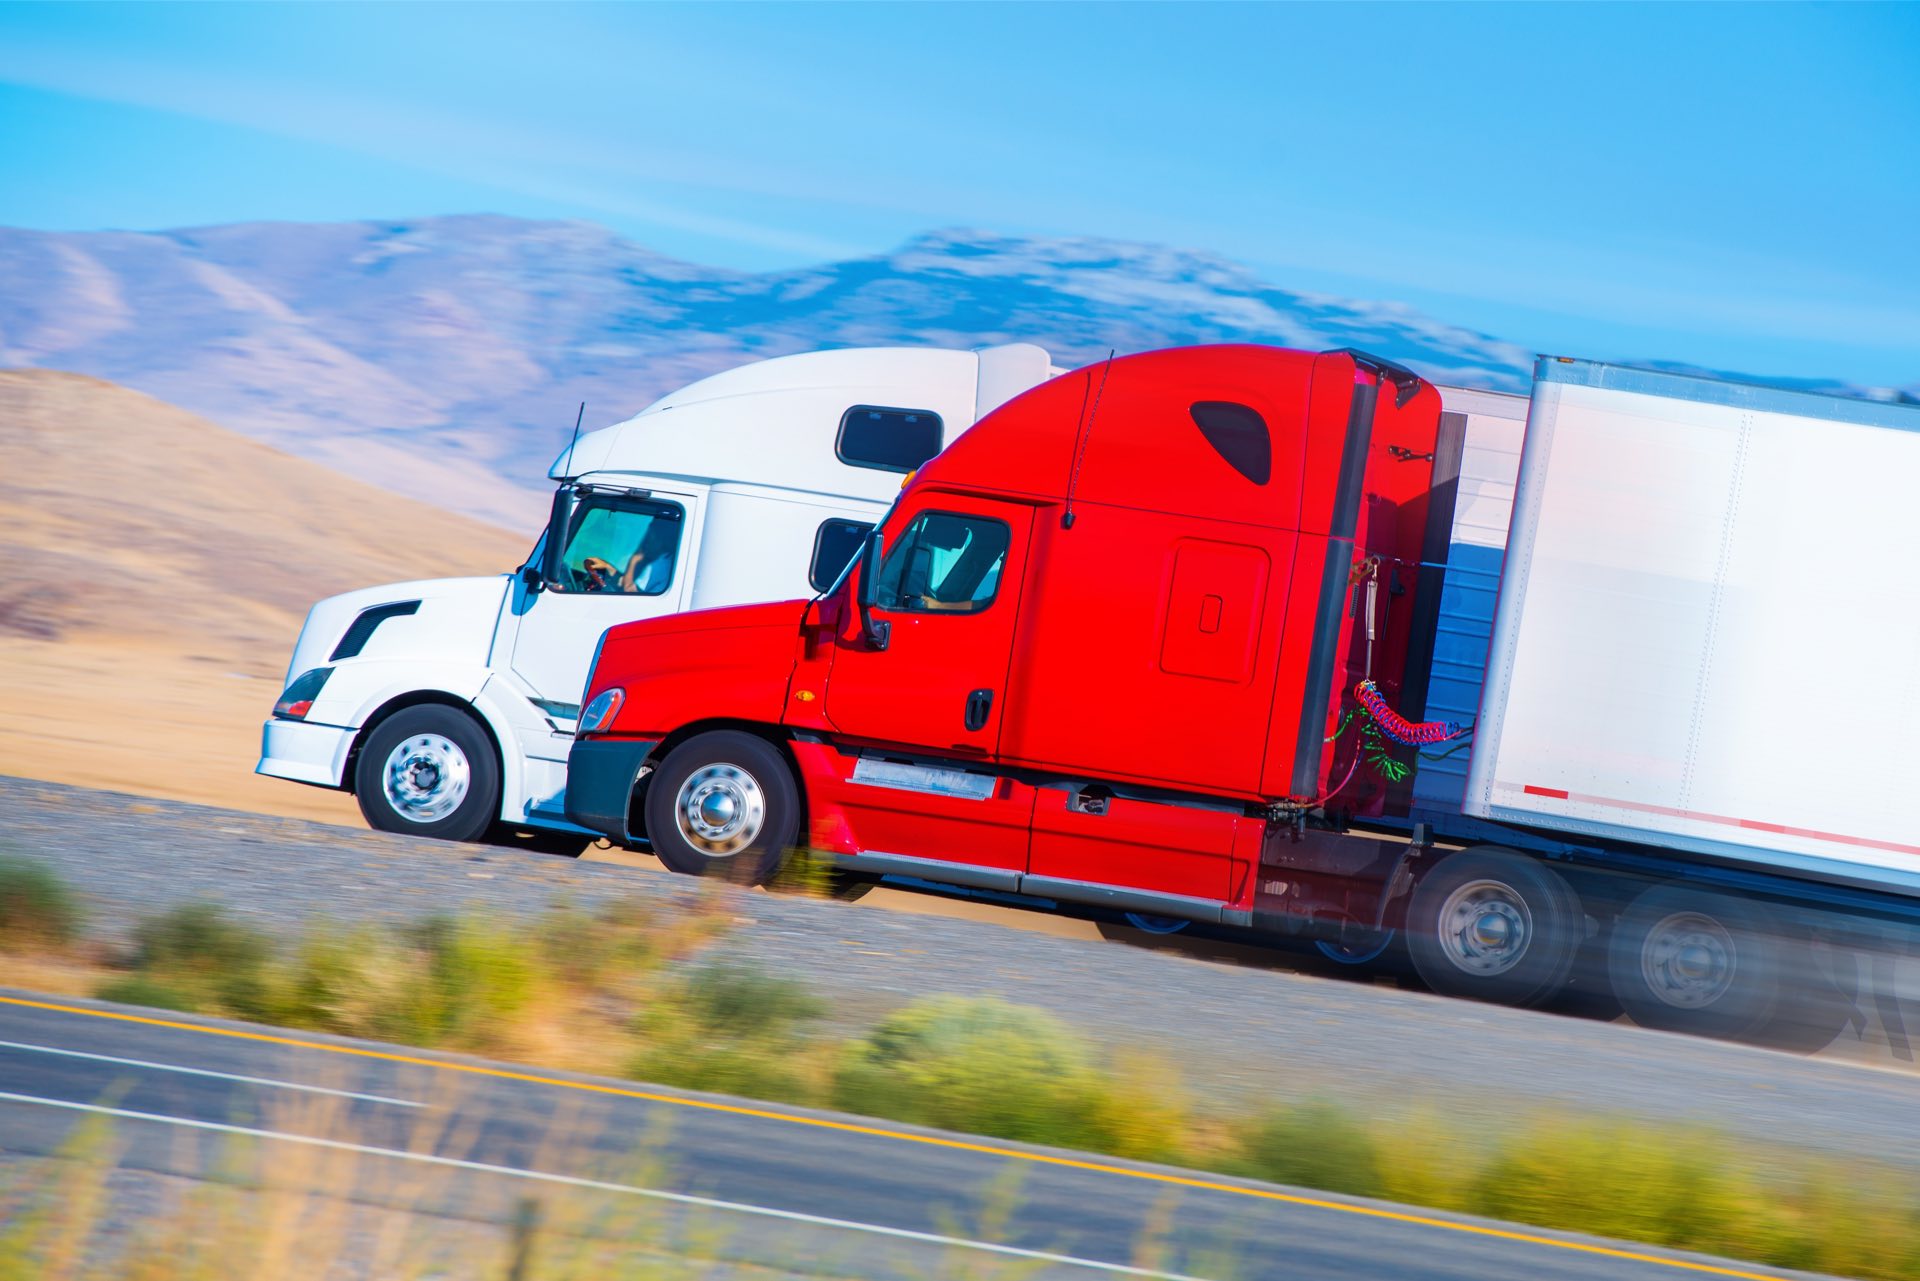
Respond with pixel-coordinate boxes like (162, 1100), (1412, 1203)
(354, 705), (500, 843)
(1405, 849), (1580, 1007)
(644, 731), (797, 886)
(1608, 886), (1830, 1048)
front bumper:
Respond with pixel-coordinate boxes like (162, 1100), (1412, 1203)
(256, 718), (354, 788)
(564, 736), (660, 842)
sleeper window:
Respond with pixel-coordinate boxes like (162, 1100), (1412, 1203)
(872, 512), (1010, 615)
(837, 406), (944, 473)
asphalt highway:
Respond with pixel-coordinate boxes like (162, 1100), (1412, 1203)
(0, 992), (1838, 1281)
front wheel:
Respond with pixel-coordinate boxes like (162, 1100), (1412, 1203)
(354, 705), (501, 843)
(1405, 849), (1580, 1007)
(643, 731), (799, 885)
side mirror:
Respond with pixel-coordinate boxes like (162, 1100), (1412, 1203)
(541, 485), (575, 588)
(517, 562), (544, 594)
(857, 529), (890, 650)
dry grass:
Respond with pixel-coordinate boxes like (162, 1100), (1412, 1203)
(0, 369), (526, 826)
(0, 1091), (1102, 1281)
(5, 858), (1918, 1279)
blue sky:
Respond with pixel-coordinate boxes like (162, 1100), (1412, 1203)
(1, 2), (1915, 386)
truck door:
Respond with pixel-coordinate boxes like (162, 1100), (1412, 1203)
(814, 494), (1036, 873)
(506, 488), (697, 723)
(825, 496), (1033, 755)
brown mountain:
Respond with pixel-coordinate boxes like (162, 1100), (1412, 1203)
(0, 368), (525, 823)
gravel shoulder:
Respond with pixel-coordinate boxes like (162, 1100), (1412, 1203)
(4, 774), (1915, 1170)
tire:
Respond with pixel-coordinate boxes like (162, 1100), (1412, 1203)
(1405, 849), (1580, 1007)
(353, 705), (500, 843)
(488, 826), (593, 858)
(642, 731), (798, 885)
(1608, 885), (1841, 1050)
(1123, 912), (1191, 935)
(1314, 928), (1398, 970)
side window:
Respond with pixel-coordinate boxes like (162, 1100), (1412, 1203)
(872, 512), (1010, 615)
(810, 518), (873, 593)
(836, 406), (944, 474)
(552, 497), (684, 595)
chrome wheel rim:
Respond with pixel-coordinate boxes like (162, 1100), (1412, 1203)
(1641, 911), (1736, 1009)
(381, 733), (471, 823)
(675, 763), (766, 856)
(1436, 879), (1533, 976)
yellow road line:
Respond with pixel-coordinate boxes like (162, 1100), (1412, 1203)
(0, 994), (1784, 1280)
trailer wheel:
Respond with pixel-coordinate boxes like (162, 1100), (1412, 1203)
(643, 731), (798, 885)
(1405, 849), (1579, 1006)
(1607, 886), (1842, 1050)
(354, 705), (500, 843)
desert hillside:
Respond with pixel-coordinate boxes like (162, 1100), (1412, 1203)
(0, 369), (528, 823)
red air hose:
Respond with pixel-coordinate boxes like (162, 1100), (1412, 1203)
(1354, 679), (1467, 746)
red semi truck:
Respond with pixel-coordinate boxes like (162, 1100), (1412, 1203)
(566, 344), (1920, 1051)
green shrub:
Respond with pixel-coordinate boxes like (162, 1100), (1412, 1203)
(677, 960), (825, 1035)
(1470, 1119), (1767, 1257)
(92, 975), (200, 1013)
(631, 963), (829, 1105)
(1233, 1100), (1383, 1198)
(831, 996), (1121, 1151)
(533, 900), (660, 989)
(403, 914), (540, 1045)
(1765, 1160), (1920, 1279)
(0, 856), (83, 951)
(122, 904), (278, 1018)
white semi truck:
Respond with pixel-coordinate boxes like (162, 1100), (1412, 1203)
(256, 344), (1060, 849)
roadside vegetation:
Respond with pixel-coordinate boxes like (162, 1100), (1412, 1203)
(3, 854), (1918, 1279)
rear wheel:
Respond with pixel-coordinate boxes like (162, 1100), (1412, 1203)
(1608, 886), (1850, 1051)
(643, 731), (798, 885)
(1405, 849), (1580, 1007)
(488, 826), (593, 858)
(353, 705), (500, 843)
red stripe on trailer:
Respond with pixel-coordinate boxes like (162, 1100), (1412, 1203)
(1498, 783), (1920, 859)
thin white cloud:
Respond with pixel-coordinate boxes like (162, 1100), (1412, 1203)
(0, 41), (867, 259)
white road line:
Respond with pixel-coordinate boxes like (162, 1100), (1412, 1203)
(0, 1090), (1209, 1281)
(0, 1040), (422, 1108)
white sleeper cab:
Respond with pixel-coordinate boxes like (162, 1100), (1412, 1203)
(256, 344), (1061, 850)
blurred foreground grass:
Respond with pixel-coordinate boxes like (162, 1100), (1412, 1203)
(3, 853), (1919, 1278)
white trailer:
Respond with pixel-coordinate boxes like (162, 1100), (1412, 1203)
(1360, 358), (1920, 1049)
(1467, 360), (1920, 895)
(256, 344), (1059, 848)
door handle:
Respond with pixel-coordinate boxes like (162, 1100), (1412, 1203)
(964, 688), (994, 732)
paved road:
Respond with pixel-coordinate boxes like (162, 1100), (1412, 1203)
(5, 775), (1917, 1174)
(0, 992), (1837, 1281)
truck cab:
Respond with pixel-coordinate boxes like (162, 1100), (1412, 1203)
(256, 343), (1060, 847)
(564, 344), (1440, 891)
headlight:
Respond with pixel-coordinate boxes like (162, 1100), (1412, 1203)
(272, 667), (334, 720)
(577, 687), (625, 735)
